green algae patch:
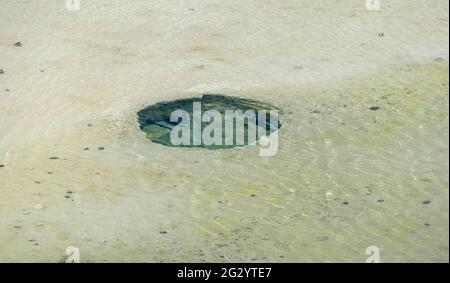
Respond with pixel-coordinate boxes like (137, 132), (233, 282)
(137, 94), (281, 149)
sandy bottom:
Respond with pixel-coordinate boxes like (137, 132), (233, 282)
(0, 0), (448, 262)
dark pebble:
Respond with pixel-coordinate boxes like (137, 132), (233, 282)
(0, 165), (4, 168)
(14, 42), (23, 47)
(5, 89), (10, 92)
(35, 181), (41, 184)
(317, 236), (330, 241)
(369, 106), (380, 111)
(159, 231), (168, 234)
(378, 32), (385, 37)
(87, 123), (93, 127)
(49, 157), (59, 160)
(0, 69), (4, 74)
(377, 199), (384, 203)
(424, 223), (431, 227)
(98, 147), (105, 150)
(84, 147), (90, 151)
(310, 110), (321, 114)
(250, 194), (257, 197)
(67, 191), (73, 194)
(422, 200), (431, 205)
(342, 201), (349, 205)
(48, 172), (53, 174)
(65, 195), (70, 199)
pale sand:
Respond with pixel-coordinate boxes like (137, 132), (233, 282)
(0, 0), (448, 262)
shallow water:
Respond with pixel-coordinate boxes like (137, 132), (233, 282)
(0, 1), (448, 262)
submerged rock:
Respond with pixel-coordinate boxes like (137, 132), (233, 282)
(137, 94), (281, 149)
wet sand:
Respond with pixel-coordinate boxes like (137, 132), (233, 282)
(0, 0), (448, 262)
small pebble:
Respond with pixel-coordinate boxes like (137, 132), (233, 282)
(159, 231), (168, 234)
(424, 223), (431, 227)
(67, 191), (73, 194)
(377, 199), (384, 203)
(342, 201), (349, 205)
(84, 147), (90, 151)
(317, 236), (330, 241)
(422, 200), (431, 205)
(369, 106), (380, 111)
(14, 225), (22, 229)
(14, 42), (23, 47)
(378, 32), (385, 37)
(5, 89), (10, 92)
(98, 147), (105, 150)
(0, 69), (4, 74)
(250, 194), (257, 197)
(49, 157), (59, 160)
(33, 204), (44, 210)
(0, 165), (4, 168)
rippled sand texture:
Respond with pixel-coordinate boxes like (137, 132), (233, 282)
(0, 0), (448, 262)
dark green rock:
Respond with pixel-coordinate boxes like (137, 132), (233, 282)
(137, 94), (281, 149)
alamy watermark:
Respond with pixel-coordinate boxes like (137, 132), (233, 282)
(365, 0), (381, 11)
(66, 0), (80, 11)
(65, 246), (80, 263)
(169, 102), (280, 156)
(365, 246), (380, 263)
